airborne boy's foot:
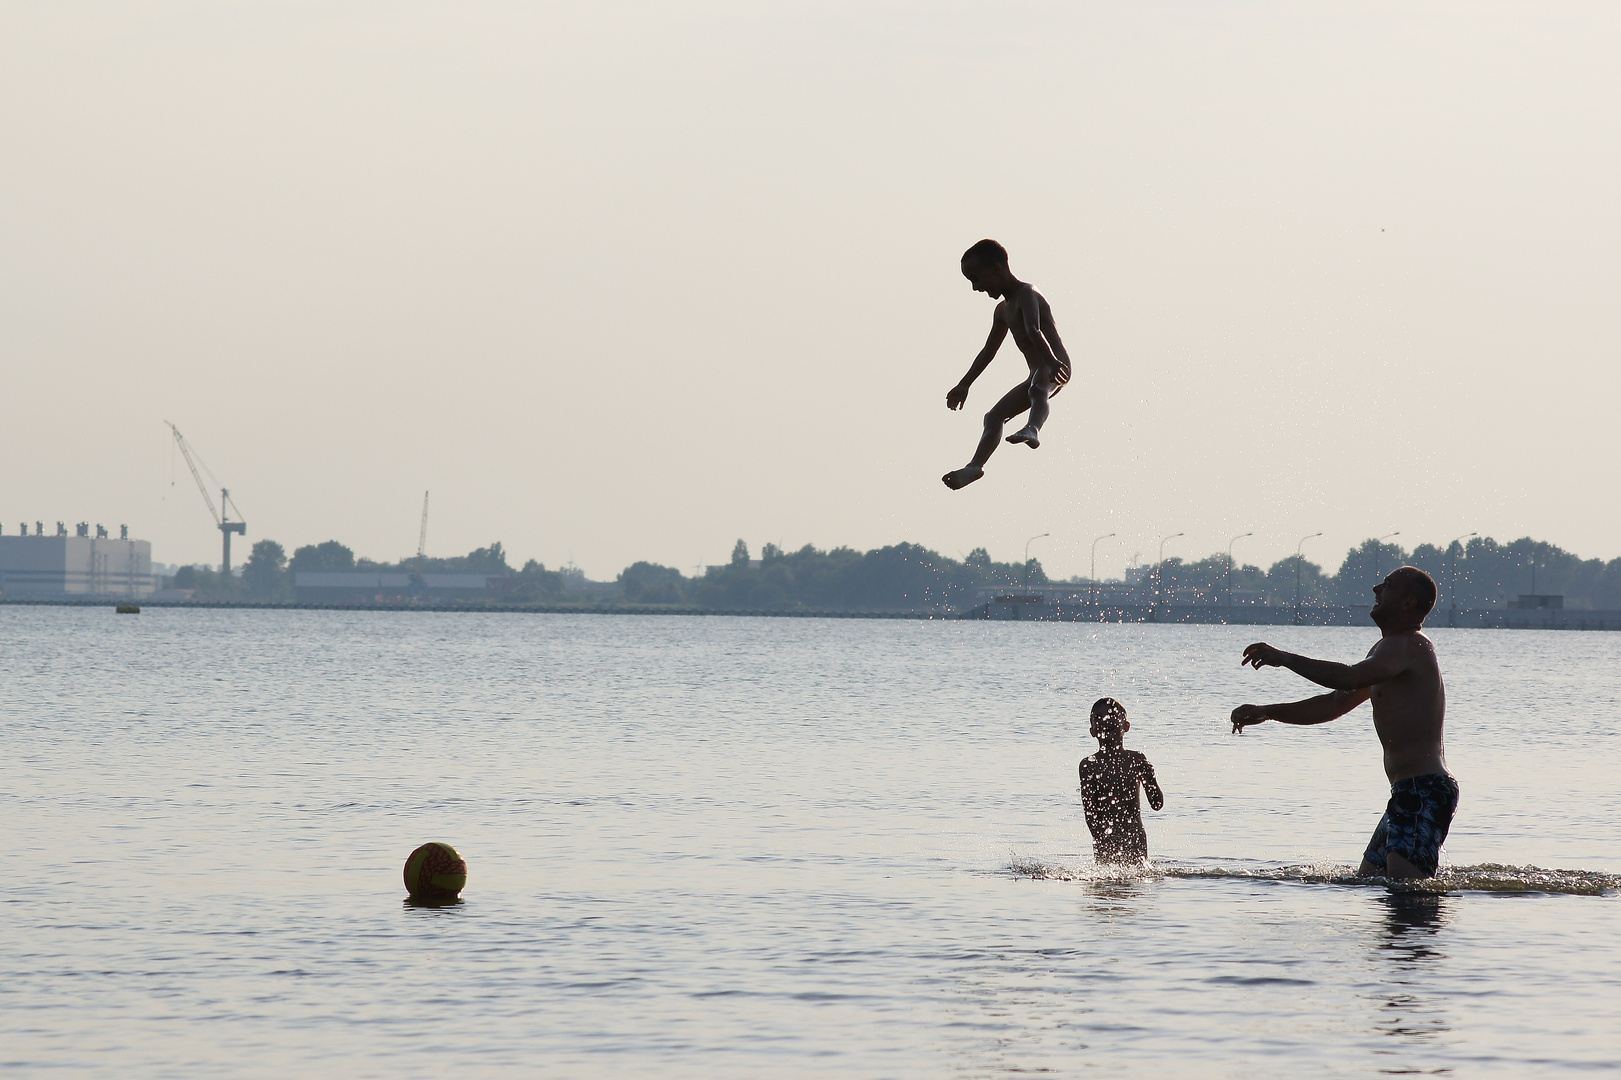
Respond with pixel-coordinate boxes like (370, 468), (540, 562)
(942, 466), (984, 490)
(1006, 425), (1040, 449)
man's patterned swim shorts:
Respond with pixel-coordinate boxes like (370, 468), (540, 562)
(1363, 772), (1459, 878)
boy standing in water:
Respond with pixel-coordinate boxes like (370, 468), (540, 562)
(1079, 698), (1165, 864)
(942, 239), (1073, 490)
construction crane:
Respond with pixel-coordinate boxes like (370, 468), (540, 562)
(409, 491), (429, 600)
(417, 491), (430, 573)
(166, 422), (247, 575)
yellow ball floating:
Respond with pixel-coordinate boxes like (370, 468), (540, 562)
(403, 842), (467, 903)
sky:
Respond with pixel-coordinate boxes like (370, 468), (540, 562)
(3, 1), (1618, 581)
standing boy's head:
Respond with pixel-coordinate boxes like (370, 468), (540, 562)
(961, 239), (1015, 298)
(1090, 697), (1130, 747)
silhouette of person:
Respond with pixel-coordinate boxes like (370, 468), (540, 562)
(943, 240), (1072, 490)
(1231, 567), (1458, 879)
(1078, 697), (1165, 864)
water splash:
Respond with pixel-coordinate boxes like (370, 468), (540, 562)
(1008, 855), (1158, 883)
(1008, 857), (1620, 896)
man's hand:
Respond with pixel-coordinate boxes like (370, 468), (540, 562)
(946, 383), (968, 410)
(1230, 704), (1269, 733)
(1241, 642), (1288, 669)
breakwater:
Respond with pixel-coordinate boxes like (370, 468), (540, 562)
(965, 596), (1621, 630)
(5, 595), (1621, 629)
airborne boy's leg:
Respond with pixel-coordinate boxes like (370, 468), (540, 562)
(943, 380), (1035, 489)
(1006, 368), (1056, 449)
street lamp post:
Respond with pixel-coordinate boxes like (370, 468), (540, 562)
(1293, 532), (1323, 626)
(1090, 533), (1115, 611)
(1023, 532), (1049, 591)
(1447, 531), (1477, 628)
(1155, 532), (1183, 623)
(1375, 531), (1401, 579)
(1226, 531), (1253, 616)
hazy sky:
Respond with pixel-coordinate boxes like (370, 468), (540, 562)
(4, 2), (1618, 581)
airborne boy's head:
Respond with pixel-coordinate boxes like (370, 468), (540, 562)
(961, 237), (1008, 270)
(960, 238), (1016, 299)
(1089, 697), (1131, 747)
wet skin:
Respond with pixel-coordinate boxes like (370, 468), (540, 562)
(1079, 720), (1165, 864)
(942, 257), (1072, 488)
(1230, 568), (1447, 878)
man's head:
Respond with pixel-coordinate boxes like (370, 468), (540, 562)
(1090, 697), (1131, 746)
(961, 239), (1015, 298)
(1371, 566), (1438, 628)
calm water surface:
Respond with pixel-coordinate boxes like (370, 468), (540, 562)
(3, 608), (1618, 1077)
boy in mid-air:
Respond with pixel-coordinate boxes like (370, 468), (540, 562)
(943, 239), (1073, 490)
(1078, 698), (1164, 864)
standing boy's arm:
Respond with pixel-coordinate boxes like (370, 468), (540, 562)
(947, 319), (1008, 409)
(1139, 757), (1164, 811)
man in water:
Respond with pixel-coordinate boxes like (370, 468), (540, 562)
(1230, 566), (1458, 879)
(942, 239), (1073, 490)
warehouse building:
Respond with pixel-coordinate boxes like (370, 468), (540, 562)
(293, 571), (504, 604)
(0, 527), (155, 597)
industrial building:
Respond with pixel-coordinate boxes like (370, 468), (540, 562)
(0, 526), (155, 597)
(293, 571), (505, 604)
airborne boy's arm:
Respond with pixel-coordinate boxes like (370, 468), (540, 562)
(947, 314), (1008, 410)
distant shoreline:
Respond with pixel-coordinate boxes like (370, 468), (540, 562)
(4, 596), (1619, 630)
(0, 597), (927, 619)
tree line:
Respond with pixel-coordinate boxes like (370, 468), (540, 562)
(167, 533), (1621, 612)
(1154, 535), (1621, 612)
(619, 540), (1041, 610)
(621, 535), (1621, 612)
(170, 539), (567, 602)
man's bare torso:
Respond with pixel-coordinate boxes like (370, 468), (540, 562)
(1366, 631), (1447, 782)
(997, 286), (1071, 374)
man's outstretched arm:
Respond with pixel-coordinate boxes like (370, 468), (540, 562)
(1241, 639), (1410, 691)
(947, 320), (1008, 409)
(1231, 688), (1370, 733)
